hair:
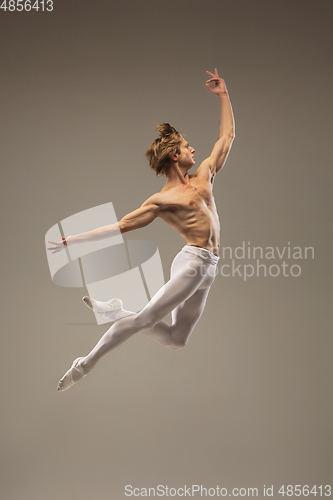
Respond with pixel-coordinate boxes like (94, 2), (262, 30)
(145, 123), (183, 176)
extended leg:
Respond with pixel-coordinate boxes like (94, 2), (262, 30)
(58, 250), (215, 390)
(82, 256), (206, 370)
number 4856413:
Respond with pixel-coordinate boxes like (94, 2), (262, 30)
(0, 0), (54, 11)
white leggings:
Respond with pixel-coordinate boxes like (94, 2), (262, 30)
(83, 246), (219, 372)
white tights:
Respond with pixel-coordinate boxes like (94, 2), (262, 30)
(81, 247), (218, 373)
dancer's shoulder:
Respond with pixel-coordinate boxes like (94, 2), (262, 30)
(141, 192), (166, 209)
(143, 190), (176, 211)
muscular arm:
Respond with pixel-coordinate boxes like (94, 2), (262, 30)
(197, 69), (235, 179)
(47, 196), (162, 252)
(211, 91), (235, 175)
(75, 196), (161, 242)
(119, 197), (161, 233)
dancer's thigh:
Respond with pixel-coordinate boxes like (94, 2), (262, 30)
(170, 286), (211, 341)
(137, 253), (206, 327)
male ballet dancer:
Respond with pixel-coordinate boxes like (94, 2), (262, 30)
(47, 68), (235, 391)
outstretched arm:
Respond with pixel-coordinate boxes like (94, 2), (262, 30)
(198, 68), (235, 178)
(119, 196), (161, 233)
(47, 195), (161, 253)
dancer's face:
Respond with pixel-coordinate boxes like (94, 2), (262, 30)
(176, 138), (196, 169)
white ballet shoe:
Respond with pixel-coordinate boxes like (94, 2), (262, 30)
(57, 357), (85, 392)
(82, 296), (124, 320)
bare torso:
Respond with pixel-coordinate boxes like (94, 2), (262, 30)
(157, 173), (220, 256)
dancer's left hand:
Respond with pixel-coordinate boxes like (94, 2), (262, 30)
(205, 68), (228, 95)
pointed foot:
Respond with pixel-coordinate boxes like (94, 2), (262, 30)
(57, 357), (85, 392)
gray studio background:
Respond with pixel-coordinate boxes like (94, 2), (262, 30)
(1, 1), (332, 499)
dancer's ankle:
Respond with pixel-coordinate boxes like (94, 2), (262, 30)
(80, 357), (92, 374)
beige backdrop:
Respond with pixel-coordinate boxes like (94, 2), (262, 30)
(1, 1), (332, 499)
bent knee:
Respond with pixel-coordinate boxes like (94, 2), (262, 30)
(170, 337), (188, 351)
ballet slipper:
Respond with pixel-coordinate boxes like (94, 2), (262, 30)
(82, 296), (123, 319)
(57, 357), (85, 392)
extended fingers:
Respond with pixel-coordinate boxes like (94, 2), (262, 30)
(47, 239), (67, 246)
(47, 239), (66, 252)
(206, 68), (219, 77)
(48, 239), (62, 245)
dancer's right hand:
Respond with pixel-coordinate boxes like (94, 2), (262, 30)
(47, 235), (74, 253)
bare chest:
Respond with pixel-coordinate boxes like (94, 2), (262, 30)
(165, 182), (215, 210)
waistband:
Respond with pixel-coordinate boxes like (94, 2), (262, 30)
(182, 245), (219, 266)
